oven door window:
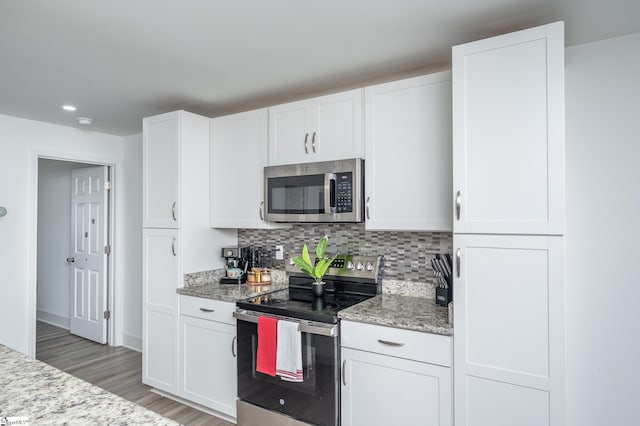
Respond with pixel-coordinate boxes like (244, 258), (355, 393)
(267, 174), (325, 214)
(237, 319), (339, 426)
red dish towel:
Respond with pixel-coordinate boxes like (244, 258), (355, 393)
(256, 316), (278, 376)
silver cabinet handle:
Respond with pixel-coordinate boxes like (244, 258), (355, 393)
(456, 248), (461, 278)
(259, 201), (264, 221)
(342, 360), (347, 386)
(171, 237), (176, 256)
(455, 191), (461, 221)
(199, 307), (215, 312)
(311, 131), (317, 153)
(377, 339), (405, 347)
(304, 133), (309, 154)
(172, 201), (177, 221)
(366, 196), (371, 220)
(232, 336), (237, 357)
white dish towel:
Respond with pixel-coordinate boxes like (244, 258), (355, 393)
(275, 320), (303, 382)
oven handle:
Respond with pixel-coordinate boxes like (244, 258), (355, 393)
(233, 310), (339, 337)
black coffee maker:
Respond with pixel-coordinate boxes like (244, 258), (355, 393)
(220, 247), (253, 284)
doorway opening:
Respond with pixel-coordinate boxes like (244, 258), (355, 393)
(36, 158), (114, 347)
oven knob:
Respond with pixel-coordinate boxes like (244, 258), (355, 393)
(366, 262), (374, 271)
(356, 261), (364, 271)
(346, 261), (354, 270)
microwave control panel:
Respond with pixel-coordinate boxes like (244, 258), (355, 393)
(336, 172), (353, 213)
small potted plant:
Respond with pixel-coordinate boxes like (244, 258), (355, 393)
(292, 235), (337, 297)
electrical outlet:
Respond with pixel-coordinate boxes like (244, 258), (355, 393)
(275, 245), (284, 260)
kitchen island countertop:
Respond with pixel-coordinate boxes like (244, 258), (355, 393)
(0, 344), (178, 425)
(338, 293), (453, 336)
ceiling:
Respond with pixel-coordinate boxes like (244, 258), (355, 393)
(1, 0), (639, 136)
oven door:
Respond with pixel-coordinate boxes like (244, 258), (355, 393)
(235, 311), (340, 426)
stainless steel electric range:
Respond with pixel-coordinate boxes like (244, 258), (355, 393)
(233, 255), (381, 426)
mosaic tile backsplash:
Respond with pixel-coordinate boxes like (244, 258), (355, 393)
(238, 224), (452, 285)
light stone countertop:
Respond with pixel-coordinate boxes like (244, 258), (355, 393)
(338, 293), (453, 336)
(0, 344), (178, 426)
(178, 269), (288, 302)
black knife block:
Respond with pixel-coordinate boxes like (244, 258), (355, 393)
(435, 275), (453, 306)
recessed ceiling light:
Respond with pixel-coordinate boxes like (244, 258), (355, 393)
(76, 117), (93, 125)
(62, 105), (77, 111)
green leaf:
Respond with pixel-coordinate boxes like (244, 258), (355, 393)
(302, 243), (311, 268)
(316, 235), (328, 259)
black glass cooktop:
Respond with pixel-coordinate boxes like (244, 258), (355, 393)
(236, 276), (377, 324)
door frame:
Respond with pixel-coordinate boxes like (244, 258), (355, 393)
(28, 149), (123, 357)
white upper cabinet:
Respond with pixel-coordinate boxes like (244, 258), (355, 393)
(364, 71), (452, 231)
(211, 109), (266, 228)
(210, 109), (289, 229)
(452, 22), (565, 235)
(268, 89), (363, 165)
(143, 112), (181, 228)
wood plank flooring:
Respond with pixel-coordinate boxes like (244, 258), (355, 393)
(36, 321), (234, 426)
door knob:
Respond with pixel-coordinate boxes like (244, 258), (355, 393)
(66, 257), (75, 263)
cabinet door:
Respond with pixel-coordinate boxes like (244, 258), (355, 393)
(312, 88), (363, 162)
(211, 109), (269, 228)
(268, 99), (310, 165)
(180, 315), (237, 417)
(452, 22), (564, 235)
(143, 111), (181, 228)
(142, 228), (181, 394)
(342, 347), (452, 426)
(453, 234), (565, 426)
(364, 72), (452, 231)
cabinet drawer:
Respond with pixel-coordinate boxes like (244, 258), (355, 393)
(341, 320), (452, 367)
(180, 295), (235, 325)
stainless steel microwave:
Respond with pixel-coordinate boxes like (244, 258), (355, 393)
(264, 158), (364, 223)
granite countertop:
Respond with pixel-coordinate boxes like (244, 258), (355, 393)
(338, 293), (453, 336)
(177, 281), (288, 302)
(0, 345), (178, 425)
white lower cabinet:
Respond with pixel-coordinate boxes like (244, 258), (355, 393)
(179, 296), (237, 418)
(142, 228), (180, 394)
(341, 321), (452, 426)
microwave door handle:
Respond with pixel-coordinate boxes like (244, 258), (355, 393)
(324, 173), (336, 214)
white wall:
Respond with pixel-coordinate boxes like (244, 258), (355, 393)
(121, 133), (143, 351)
(565, 33), (640, 425)
(0, 113), (125, 355)
(36, 159), (94, 328)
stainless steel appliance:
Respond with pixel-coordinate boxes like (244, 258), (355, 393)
(233, 254), (381, 426)
(264, 158), (364, 223)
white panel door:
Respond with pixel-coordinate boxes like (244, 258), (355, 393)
(142, 228), (180, 394)
(364, 72), (452, 231)
(312, 89), (363, 162)
(453, 234), (565, 426)
(143, 111), (180, 228)
(69, 166), (108, 344)
(452, 22), (565, 235)
(341, 347), (452, 426)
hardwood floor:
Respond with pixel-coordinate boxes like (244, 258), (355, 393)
(36, 321), (234, 426)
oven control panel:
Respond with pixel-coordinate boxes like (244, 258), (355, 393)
(287, 254), (381, 281)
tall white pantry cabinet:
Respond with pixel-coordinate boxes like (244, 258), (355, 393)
(452, 22), (566, 426)
(142, 110), (235, 395)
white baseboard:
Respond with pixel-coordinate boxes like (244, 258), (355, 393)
(37, 310), (69, 329)
(122, 332), (142, 352)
